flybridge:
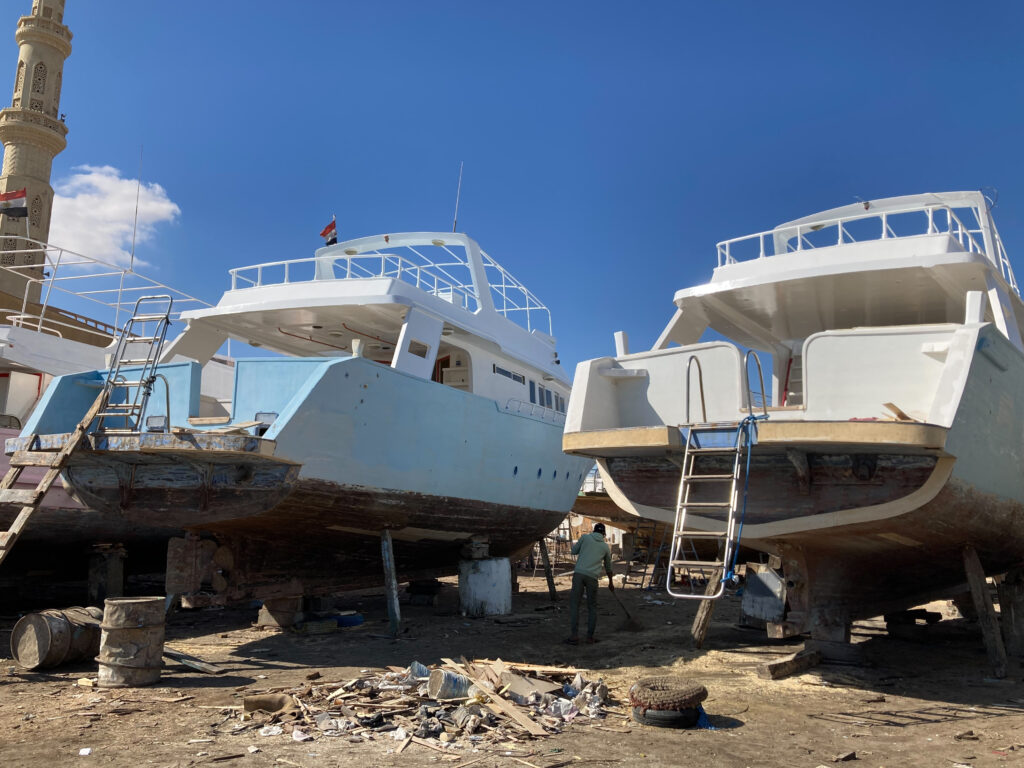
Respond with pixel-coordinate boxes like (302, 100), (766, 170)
(226, 232), (554, 337)
(0, 236), (210, 344)
(714, 191), (1018, 297)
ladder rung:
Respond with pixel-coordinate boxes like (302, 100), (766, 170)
(109, 381), (144, 388)
(118, 358), (155, 365)
(101, 403), (142, 411)
(130, 314), (169, 322)
(681, 501), (733, 508)
(97, 412), (140, 419)
(675, 531), (728, 539)
(687, 447), (737, 454)
(684, 474), (734, 482)
(127, 336), (159, 343)
(9, 451), (62, 468)
(99, 429), (138, 435)
(0, 488), (42, 506)
(671, 559), (724, 568)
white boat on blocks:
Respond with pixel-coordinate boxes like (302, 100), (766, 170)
(563, 191), (1024, 652)
(11, 232), (591, 601)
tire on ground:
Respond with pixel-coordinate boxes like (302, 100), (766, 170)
(628, 676), (708, 711)
(631, 705), (700, 729)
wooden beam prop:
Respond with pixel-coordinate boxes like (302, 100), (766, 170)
(690, 567), (722, 649)
(537, 537), (559, 602)
(963, 545), (1007, 678)
(997, 567), (1024, 657)
(381, 529), (401, 638)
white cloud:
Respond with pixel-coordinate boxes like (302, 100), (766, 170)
(49, 165), (180, 267)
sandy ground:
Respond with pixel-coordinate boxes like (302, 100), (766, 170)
(2, 569), (1023, 768)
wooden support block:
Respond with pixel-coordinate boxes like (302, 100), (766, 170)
(963, 545), (1007, 678)
(997, 567), (1024, 657)
(537, 537), (559, 602)
(757, 649), (822, 680)
(381, 529), (401, 638)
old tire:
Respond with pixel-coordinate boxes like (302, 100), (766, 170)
(628, 676), (707, 711)
(631, 705), (700, 729)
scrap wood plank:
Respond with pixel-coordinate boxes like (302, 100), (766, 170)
(471, 659), (582, 676)
(757, 649), (822, 680)
(457, 661), (547, 737)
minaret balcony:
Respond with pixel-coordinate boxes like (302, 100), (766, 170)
(0, 108), (67, 155)
(16, 16), (72, 56)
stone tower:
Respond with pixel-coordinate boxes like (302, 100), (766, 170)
(0, 0), (70, 301)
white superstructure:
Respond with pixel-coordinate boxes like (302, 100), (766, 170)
(564, 191), (1024, 652)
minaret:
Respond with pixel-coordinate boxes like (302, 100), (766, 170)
(0, 0), (70, 301)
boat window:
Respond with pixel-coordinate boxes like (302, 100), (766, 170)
(529, 380), (536, 404)
(545, 389), (553, 409)
(493, 364), (525, 384)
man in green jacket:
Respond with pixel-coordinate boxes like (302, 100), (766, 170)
(566, 522), (614, 645)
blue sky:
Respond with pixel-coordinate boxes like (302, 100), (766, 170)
(20, 0), (1024, 369)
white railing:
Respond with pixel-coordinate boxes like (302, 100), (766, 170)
(0, 237), (211, 343)
(228, 236), (554, 336)
(231, 252), (480, 311)
(504, 398), (566, 425)
(716, 203), (1019, 296)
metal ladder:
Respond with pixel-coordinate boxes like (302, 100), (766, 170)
(0, 296), (173, 567)
(666, 352), (767, 601)
(95, 295), (173, 434)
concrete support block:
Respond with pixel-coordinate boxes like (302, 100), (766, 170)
(459, 557), (512, 617)
(257, 596), (304, 628)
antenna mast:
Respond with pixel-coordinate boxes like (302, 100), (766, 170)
(129, 145), (143, 271)
(452, 161), (463, 233)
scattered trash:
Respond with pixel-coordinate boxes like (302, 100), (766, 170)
(955, 730), (980, 741)
(832, 751), (857, 762)
(247, 746), (261, 754)
(228, 657), (604, 750)
(76, 678), (96, 688)
(78, 748), (91, 756)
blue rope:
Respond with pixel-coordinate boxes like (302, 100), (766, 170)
(723, 412), (768, 584)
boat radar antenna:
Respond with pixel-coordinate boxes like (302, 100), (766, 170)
(452, 161), (464, 233)
(129, 145), (143, 272)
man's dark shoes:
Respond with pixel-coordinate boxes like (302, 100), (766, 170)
(564, 636), (579, 645)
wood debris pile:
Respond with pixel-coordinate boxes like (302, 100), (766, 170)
(233, 657), (623, 758)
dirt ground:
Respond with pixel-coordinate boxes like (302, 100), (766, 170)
(2, 568), (1023, 768)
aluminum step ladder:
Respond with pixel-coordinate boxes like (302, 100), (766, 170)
(666, 352), (767, 601)
(0, 296), (173, 567)
(95, 295), (173, 434)
(666, 420), (750, 600)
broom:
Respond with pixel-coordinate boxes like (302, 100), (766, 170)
(609, 586), (644, 632)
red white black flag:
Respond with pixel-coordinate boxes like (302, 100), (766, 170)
(320, 217), (337, 245)
(0, 188), (27, 218)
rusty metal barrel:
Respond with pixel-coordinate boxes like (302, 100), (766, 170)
(96, 596), (165, 688)
(10, 606), (104, 670)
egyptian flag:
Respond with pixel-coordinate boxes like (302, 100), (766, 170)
(320, 217), (337, 245)
(0, 188), (27, 218)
